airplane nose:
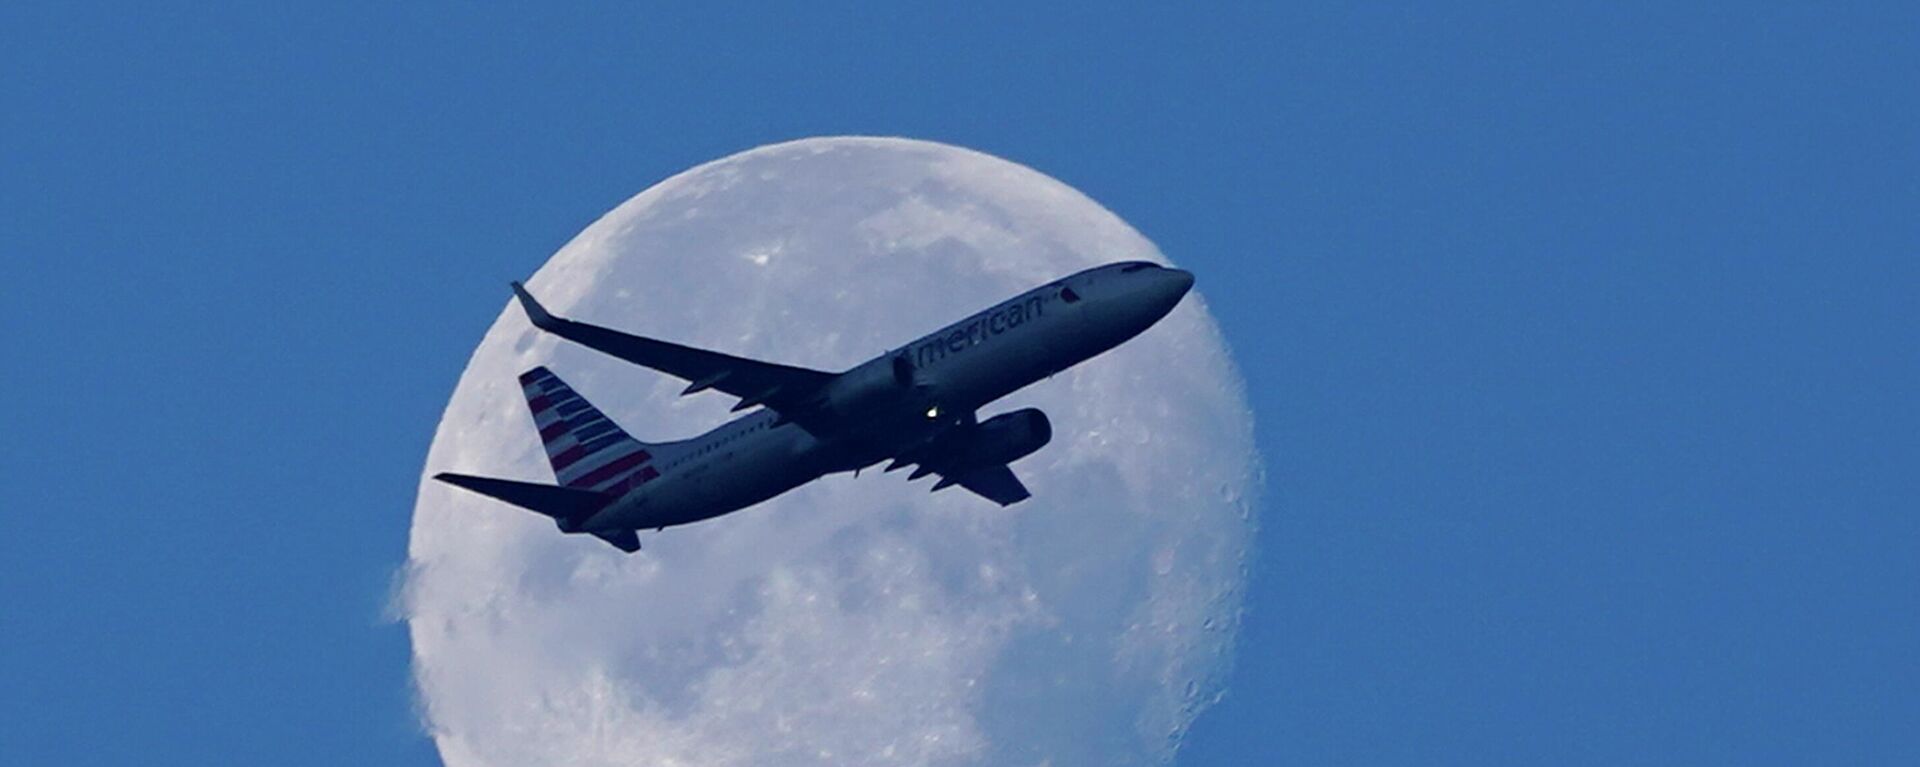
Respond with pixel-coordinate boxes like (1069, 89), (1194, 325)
(1133, 267), (1194, 321)
(1166, 268), (1195, 295)
(1153, 268), (1194, 307)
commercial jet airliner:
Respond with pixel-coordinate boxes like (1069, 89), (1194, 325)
(435, 261), (1195, 552)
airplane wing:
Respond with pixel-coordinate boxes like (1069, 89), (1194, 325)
(884, 413), (1037, 507)
(591, 529), (642, 553)
(931, 464), (1032, 506)
(512, 282), (837, 424)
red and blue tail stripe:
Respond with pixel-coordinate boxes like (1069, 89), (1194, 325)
(519, 367), (661, 494)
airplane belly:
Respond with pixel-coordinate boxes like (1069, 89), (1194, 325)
(644, 434), (828, 528)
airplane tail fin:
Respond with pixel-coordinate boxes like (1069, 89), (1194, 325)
(519, 367), (662, 494)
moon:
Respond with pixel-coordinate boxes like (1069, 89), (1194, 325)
(404, 137), (1260, 767)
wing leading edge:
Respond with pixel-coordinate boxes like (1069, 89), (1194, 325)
(511, 282), (838, 427)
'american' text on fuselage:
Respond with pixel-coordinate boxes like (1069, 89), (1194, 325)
(913, 294), (1046, 368)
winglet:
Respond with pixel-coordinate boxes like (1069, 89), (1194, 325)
(511, 281), (558, 329)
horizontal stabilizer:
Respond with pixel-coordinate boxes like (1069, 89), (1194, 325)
(434, 472), (614, 522)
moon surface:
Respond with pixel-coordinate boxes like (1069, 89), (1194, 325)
(404, 137), (1260, 767)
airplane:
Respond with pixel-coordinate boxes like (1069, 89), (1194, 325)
(434, 260), (1195, 552)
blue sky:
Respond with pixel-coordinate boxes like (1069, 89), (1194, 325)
(3, 3), (1915, 765)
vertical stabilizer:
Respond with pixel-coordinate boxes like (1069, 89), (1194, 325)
(519, 367), (661, 494)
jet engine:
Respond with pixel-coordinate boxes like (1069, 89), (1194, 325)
(947, 408), (1052, 467)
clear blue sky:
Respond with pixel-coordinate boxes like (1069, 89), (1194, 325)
(3, 3), (1915, 765)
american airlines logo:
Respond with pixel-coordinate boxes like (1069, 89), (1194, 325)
(520, 367), (662, 494)
(912, 293), (1047, 368)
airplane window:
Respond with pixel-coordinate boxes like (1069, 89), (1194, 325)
(1121, 263), (1152, 273)
(1061, 286), (1081, 303)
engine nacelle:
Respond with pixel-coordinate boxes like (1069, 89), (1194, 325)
(825, 352), (922, 416)
(954, 408), (1052, 467)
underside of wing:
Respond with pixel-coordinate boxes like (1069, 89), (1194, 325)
(931, 464), (1032, 506)
(591, 529), (642, 552)
(884, 409), (1045, 507)
(512, 282), (838, 426)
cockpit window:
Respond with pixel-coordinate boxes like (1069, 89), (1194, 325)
(1061, 286), (1081, 303)
(1120, 263), (1153, 273)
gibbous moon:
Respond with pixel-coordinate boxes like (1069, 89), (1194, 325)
(405, 137), (1260, 767)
